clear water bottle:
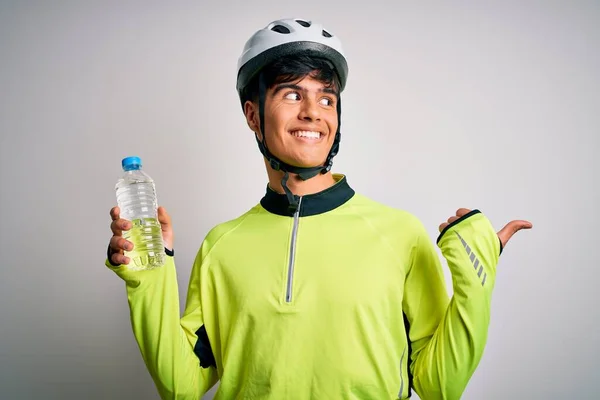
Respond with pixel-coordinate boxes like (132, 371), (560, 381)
(115, 156), (165, 270)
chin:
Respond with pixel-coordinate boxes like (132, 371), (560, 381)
(282, 154), (327, 169)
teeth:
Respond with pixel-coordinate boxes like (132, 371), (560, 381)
(292, 130), (321, 139)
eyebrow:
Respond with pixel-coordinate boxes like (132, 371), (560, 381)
(272, 83), (339, 97)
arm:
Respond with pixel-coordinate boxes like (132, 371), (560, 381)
(106, 251), (218, 400)
(105, 206), (219, 399)
(403, 210), (501, 400)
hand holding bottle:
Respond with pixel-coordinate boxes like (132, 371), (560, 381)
(108, 205), (173, 266)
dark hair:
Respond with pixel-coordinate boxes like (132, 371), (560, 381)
(240, 53), (341, 104)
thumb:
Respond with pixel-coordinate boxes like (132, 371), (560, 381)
(157, 206), (174, 249)
(497, 219), (533, 248)
(157, 206), (171, 228)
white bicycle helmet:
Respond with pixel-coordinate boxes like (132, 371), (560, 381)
(236, 18), (349, 213)
(236, 18), (348, 99)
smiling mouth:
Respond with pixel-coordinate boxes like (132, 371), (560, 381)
(290, 130), (323, 139)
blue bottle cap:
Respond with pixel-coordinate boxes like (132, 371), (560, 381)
(122, 156), (142, 171)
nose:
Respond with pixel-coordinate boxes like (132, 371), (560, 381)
(298, 96), (321, 122)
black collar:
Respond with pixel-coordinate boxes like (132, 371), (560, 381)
(260, 175), (355, 217)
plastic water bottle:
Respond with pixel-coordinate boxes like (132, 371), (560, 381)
(115, 156), (165, 270)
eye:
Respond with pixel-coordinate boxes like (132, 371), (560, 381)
(284, 92), (301, 101)
(319, 97), (334, 106)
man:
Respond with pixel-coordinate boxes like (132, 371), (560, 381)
(106, 18), (531, 399)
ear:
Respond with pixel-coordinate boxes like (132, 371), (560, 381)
(243, 100), (262, 140)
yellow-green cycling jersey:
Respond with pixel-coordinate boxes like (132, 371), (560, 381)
(106, 174), (502, 399)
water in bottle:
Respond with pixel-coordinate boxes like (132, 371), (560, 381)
(115, 156), (165, 270)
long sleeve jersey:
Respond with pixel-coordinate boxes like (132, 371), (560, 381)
(106, 174), (501, 400)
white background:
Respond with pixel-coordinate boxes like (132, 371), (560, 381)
(1, 1), (598, 399)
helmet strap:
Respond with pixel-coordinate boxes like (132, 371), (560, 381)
(323, 96), (341, 172)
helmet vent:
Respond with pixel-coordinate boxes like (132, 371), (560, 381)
(271, 24), (291, 34)
(322, 29), (332, 38)
(295, 19), (311, 27)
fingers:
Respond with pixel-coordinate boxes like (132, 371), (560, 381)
(110, 206), (120, 221)
(158, 206), (174, 250)
(110, 218), (132, 235)
(456, 208), (471, 217)
(110, 235), (134, 251)
(108, 234), (134, 265)
(109, 206), (132, 265)
(497, 219), (533, 247)
(438, 208), (472, 232)
(447, 215), (460, 224)
(438, 219), (456, 232)
(111, 251), (130, 266)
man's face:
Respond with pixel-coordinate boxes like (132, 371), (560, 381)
(251, 74), (339, 168)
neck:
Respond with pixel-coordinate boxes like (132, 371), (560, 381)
(265, 161), (336, 196)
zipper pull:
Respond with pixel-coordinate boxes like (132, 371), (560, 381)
(281, 171), (301, 215)
(288, 202), (299, 214)
(288, 196), (302, 215)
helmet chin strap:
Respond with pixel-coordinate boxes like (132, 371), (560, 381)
(257, 72), (341, 214)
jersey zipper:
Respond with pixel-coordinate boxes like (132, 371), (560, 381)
(285, 196), (302, 303)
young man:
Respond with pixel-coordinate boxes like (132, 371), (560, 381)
(106, 18), (531, 399)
